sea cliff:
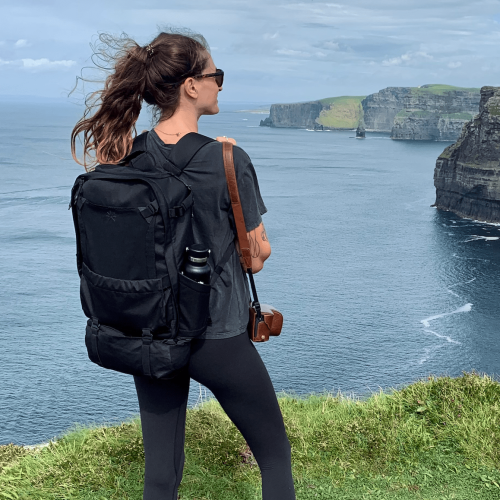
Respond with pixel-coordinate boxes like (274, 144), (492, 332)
(386, 85), (479, 140)
(433, 86), (500, 223)
(260, 101), (324, 129)
(261, 85), (480, 141)
(260, 96), (364, 130)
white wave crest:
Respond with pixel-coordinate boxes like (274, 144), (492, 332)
(421, 303), (473, 327)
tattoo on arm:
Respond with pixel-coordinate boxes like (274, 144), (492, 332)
(248, 229), (261, 258)
(261, 224), (268, 242)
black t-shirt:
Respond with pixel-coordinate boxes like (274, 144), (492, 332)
(146, 130), (268, 339)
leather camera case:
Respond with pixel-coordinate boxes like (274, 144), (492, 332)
(248, 304), (283, 342)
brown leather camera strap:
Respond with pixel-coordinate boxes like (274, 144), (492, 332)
(222, 142), (263, 322)
(222, 142), (253, 272)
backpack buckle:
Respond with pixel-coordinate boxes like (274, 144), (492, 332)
(139, 200), (159, 223)
(168, 206), (185, 218)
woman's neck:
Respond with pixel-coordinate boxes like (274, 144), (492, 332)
(154, 109), (199, 144)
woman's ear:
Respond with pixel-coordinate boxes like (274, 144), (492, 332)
(182, 77), (198, 99)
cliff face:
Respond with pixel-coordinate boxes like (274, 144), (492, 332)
(259, 97), (364, 130)
(260, 85), (480, 141)
(362, 87), (412, 132)
(391, 111), (475, 141)
(260, 101), (324, 129)
(433, 86), (500, 223)
(361, 85), (480, 140)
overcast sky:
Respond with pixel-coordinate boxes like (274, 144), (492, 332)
(1, 0), (500, 104)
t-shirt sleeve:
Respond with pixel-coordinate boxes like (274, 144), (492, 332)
(233, 147), (268, 232)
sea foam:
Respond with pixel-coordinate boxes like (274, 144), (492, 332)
(421, 303), (473, 327)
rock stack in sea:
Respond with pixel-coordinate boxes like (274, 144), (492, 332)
(356, 118), (366, 138)
(433, 86), (500, 223)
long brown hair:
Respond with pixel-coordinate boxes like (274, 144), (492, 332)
(71, 30), (210, 171)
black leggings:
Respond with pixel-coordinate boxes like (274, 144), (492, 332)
(133, 332), (296, 500)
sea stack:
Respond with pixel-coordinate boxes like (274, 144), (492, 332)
(356, 118), (366, 138)
(433, 86), (500, 223)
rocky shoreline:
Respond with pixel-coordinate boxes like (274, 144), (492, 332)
(433, 86), (500, 223)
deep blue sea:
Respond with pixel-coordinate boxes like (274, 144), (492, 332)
(1, 100), (499, 446)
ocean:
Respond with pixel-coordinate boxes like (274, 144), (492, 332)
(1, 100), (499, 446)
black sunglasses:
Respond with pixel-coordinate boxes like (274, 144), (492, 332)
(194, 69), (224, 88)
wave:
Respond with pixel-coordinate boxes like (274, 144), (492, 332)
(422, 329), (462, 345)
(420, 303), (473, 327)
(464, 235), (500, 242)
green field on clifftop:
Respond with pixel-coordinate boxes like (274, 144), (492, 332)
(316, 95), (365, 129)
(410, 84), (481, 96)
(1, 371), (500, 499)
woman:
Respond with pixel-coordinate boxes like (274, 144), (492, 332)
(71, 30), (295, 500)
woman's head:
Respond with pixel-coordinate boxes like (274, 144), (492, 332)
(71, 29), (216, 170)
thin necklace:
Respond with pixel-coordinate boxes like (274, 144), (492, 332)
(155, 129), (188, 137)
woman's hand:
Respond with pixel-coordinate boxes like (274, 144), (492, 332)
(215, 136), (237, 145)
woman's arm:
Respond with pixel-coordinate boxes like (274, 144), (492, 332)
(235, 221), (271, 274)
(214, 137), (269, 272)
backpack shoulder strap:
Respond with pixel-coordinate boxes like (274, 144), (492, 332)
(114, 131), (149, 166)
(166, 132), (215, 172)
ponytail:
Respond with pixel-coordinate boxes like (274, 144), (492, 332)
(71, 30), (210, 170)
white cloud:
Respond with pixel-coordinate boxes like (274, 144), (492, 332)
(0, 57), (76, 70)
(263, 32), (279, 40)
(276, 48), (309, 57)
(382, 55), (405, 66)
(382, 51), (433, 66)
(15, 39), (30, 48)
(448, 61), (462, 68)
(22, 58), (76, 69)
(441, 30), (473, 36)
(323, 41), (340, 50)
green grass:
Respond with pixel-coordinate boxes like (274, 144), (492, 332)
(318, 96), (366, 107)
(316, 96), (365, 129)
(1, 371), (500, 499)
(410, 84), (481, 96)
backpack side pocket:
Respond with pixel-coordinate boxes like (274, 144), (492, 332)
(177, 272), (211, 336)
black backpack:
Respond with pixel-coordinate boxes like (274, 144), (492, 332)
(69, 132), (235, 379)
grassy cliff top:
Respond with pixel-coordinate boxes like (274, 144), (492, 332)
(410, 84), (481, 95)
(316, 96), (365, 129)
(319, 95), (366, 106)
(1, 371), (500, 499)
